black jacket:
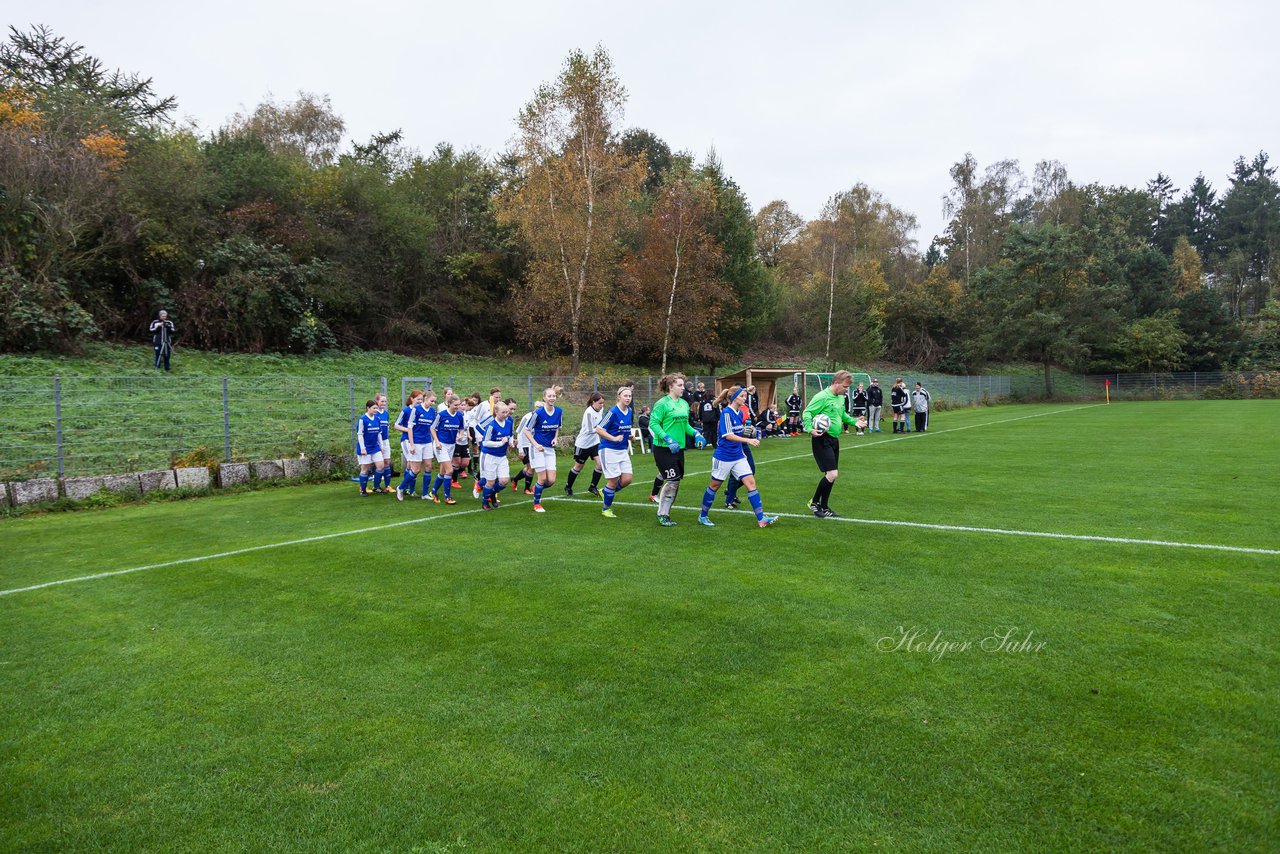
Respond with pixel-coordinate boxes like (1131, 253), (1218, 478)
(867, 385), (883, 406)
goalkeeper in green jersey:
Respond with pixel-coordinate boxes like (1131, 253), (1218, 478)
(802, 370), (860, 518)
(647, 373), (706, 527)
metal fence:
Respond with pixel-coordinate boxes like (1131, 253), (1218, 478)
(1009, 369), (1280, 401)
(0, 371), (1023, 480)
(805, 372), (1011, 406)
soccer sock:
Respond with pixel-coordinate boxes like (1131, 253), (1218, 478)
(359, 473), (370, 492)
(443, 477), (452, 498)
(566, 468), (579, 489)
(658, 480), (679, 516)
(818, 478), (834, 508)
(482, 485), (495, 505)
(602, 486), (616, 510)
(534, 482), (544, 503)
(701, 487), (716, 515)
(590, 469), (602, 489)
(651, 476), (663, 497)
(747, 489), (764, 521)
(400, 470), (416, 493)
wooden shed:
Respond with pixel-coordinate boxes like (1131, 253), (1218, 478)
(715, 367), (807, 411)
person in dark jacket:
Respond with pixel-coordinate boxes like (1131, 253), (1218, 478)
(786, 386), (803, 436)
(698, 396), (718, 448)
(850, 383), (868, 435)
(866, 378), (884, 433)
(149, 310), (175, 371)
(890, 378), (910, 433)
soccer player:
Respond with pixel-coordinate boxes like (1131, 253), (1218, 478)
(453, 396), (474, 486)
(523, 385), (564, 512)
(786, 386), (803, 436)
(594, 385), (635, 518)
(429, 394), (465, 504)
(890, 378), (910, 433)
(698, 386), (777, 528)
(850, 383), (868, 435)
(478, 400), (514, 510)
(723, 394), (757, 510)
(647, 373), (707, 527)
(355, 400), (386, 496)
(564, 392), (605, 496)
(398, 390), (437, 501)
(513, 406), (537, 495)
(374, 392), (393, 491)
(802, 370), (860, 518)
(393, 390), (424, 499)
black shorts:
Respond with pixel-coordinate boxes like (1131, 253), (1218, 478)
(573, 444), (599, 465)
(453, 443), (470, 460)
(520, 449), (530, 466)
(651, 445), (685, 481)
(812, 433), (840, 472)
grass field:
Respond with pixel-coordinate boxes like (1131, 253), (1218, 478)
(2, 401), (1277, 852)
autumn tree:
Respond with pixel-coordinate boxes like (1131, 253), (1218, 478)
(754, 200), (804, 269)
(496, 47), (646, 372)
(228, 92), (346, 169)
(619, 172), (730, 372)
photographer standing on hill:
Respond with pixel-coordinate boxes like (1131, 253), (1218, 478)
(149, 310), (175, 371)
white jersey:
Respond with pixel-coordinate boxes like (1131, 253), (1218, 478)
(463, 409), (478, 443)
(516, 411), (535, 452)
(575, 406), (604, 449)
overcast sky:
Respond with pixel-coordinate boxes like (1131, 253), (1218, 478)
(10, 0), (1278, 246)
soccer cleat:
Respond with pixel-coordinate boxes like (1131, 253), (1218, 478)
(359, 490), (369, 496)
(396, 487), (404, 502)
(697, 515), (715, 527)
(808, 500), (819, 513)
(587, 485), (601, 497)
(533, 503), (546, 513)
(472, 486), (482, 499)
(725, 498), (741, 510)
(658, 514), (677, 527)
(444, 497), (456, 505)
(563, 487), (574, 496)
(524, 488), (534, 495)
(758, 515), (778, 528)
(648, 494), (659, 504)
(429, 493), (439, 503)
(492, 495), (501, 506)
(451, 481), (460, 488)
(819, 508), (840, 519)
(601, 508), (618, 519)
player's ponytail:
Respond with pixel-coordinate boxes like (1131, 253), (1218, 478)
(405, 389), (423, 406)
(657, 373), (686, 394)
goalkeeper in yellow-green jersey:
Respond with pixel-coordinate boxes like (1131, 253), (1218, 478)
(802, 370), (860, 518)
(648, 373), (706, 527)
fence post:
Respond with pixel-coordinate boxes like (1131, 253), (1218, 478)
(1193, 372), (1197, 394)
(593, 376), (598, 395)
(349, 377), (356, 449)
(54, 375), (63, 478)
(648, 376), (654, 406)
(222, 377), (231, 463)
(449, 375), (454, 390)
(380, 377), (387, 400)
(528, 375), (534, 411)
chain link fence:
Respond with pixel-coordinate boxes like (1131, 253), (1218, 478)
(1010, 369), (1280, 401)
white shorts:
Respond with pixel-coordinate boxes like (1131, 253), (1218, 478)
(529, 444), (556, 472)
(433, 443), (454, 464)
(711, 456), (753, 482)
(403, 443), (428, 463)
(479, 454), (511, 483)
(358, 451), (385, 466)
(599, 447), (632, 480)
(380, 438), (390, 457)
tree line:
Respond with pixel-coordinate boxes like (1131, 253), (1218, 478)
(1, 28), (1277, 387)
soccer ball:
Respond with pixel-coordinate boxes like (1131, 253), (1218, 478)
(812, 413), (831, 435)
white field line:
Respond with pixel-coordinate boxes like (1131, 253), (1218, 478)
(0, 497), (531, 598)
(682, 403), (1106, 477)
(549, 497), (1280, 557)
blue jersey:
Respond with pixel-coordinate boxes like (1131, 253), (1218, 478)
(481, 417), (513, 457)
(357, 413), (383, 455)
(409, 403), (437, 444)
(434, 409), (464, 446)
(395, 405), (414, 443)
(530, 404), (563, 447)
(376, 408), (390, 440)
(598, 405), (632, 451)
(713, 407), (746, 462)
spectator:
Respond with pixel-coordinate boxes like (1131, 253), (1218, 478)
(149, 310), (175, 371)
(637, 406), (653, 451)
(698, 394), (718, 448)
(867, 378), (884, 433)
(850, 383), (868, 435)
(912, 382), (931, 432)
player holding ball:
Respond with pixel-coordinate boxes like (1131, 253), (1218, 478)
(802, 370), (861, 518)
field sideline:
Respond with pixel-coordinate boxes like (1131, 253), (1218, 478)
(1, 401), (1277, 851)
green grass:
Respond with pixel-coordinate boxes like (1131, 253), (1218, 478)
(2, 401), (1277, 851)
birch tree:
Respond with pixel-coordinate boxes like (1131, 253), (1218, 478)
(497, 47), (645, 372)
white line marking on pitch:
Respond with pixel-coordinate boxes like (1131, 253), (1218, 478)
(682, 403), (1105, 477)
(548, 497), (1280, 557)
(0, 497), (531, 598)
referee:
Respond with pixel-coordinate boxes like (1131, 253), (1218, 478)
(802, 370), (860, 518)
